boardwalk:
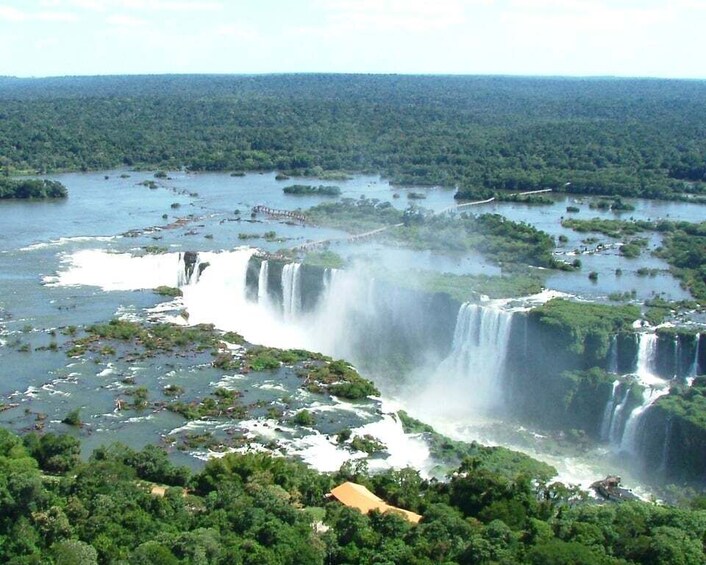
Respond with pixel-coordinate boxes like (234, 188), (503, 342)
(282, 188), (553, 252)
(439, 188), (553, 214)
(290, 223), (405, 252)
(252, 205), (308, 223)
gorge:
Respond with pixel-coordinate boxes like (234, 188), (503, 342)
(50, 244), (706, 486)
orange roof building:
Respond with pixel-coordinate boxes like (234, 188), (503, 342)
(329, 481), (422, 524)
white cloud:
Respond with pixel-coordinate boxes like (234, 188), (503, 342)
(319, 0), (470, 33)
(106, 13), (146, 27)
(115, 0), (222, 12)
(215, 23), (259, 41)
(0, 4), (78, 22)
(0, 5), (26, 21)
(502, 1), (669, 34)
(37, 0), (223, 13)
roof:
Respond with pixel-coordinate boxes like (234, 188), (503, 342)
(329, 481), (422, 524)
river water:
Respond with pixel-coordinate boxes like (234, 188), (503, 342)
(0, 170), (702, 490)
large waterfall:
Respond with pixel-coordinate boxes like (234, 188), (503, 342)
(421, 303), (514, 416)
(635, 333), (660, 384)
(281, 263), (302, 321)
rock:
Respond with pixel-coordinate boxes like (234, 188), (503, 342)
(590, 475), (639, 502)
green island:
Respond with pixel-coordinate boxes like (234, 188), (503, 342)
(283, 184), (341, 196)
(304, 198), (558, 269)
(0, 178), (67, 199)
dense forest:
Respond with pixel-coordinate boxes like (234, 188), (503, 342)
(2, 427), (706, 564)
(0, 75), (705, 200)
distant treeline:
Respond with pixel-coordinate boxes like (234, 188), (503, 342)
(1, 74), (706, 200)
(0, 178), (67, 199)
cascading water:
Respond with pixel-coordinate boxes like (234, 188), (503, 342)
(608, 385), (631, 445)
(426, 303), (514, 415)
(611, 332), (671, 452)
(636, 333), (660, 384)
(688, 333), (701, 379)
(281, 263), (302, 322)
(257, 260), (269, 306)
(620, 386), (670, 455)
(600, 380), (620, 441)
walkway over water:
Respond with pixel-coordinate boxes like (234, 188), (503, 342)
(268, 188), (554, 252)
(252, 205), (308, 223)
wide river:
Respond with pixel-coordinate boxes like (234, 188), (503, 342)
(0, 170), (703, 494)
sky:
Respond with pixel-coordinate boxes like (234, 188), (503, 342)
(0, 0), (704, 79)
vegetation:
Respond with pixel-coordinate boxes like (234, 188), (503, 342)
(644, 297), (699, 325)
(2, 75), (705, 201)
(306, 198), (558, 269)
(561, 218), (706, 304)
(495, 192), (554, 205)
(561, 217), (651, 238)
(167, 388), (246, 421)
(154, 285), (183, 297)
(398, 411), (557, 480)
(283, 184), (341, 196)
(299, 359), (380, 400)
(530, 299), (639, 357)
(1, 427), (705, 563)
(0, 178), (67, 199)
(654, 221), (706, 303)
(301, 250), (346, 269)
(378, 268), (545, 301)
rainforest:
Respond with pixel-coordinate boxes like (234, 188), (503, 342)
(1, 75), (706, 564)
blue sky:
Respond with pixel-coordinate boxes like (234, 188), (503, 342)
(1, 0), (704, 78)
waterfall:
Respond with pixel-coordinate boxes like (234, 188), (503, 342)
(600, 380), (620, 441)
(434, 303), (514, 412)
(607, 335), (618, 374)
(322, 267), (340, 296)
(636, 333), (659, 383)
(257, 260), (269, 306)
(619, 386), (670, 455)
(608, 385), (631, 445)
(688, 333), (700, 379)
(281, 263), (302, 321)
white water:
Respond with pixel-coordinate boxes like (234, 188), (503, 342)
(689, 333), (701, 378)
(610, 332), (672, 453)
(48, 249), (182, 290)
(281, 263), (302, 321)
(608, 385), (631, 445)
(635, 333), (662, 385)
(51, 247), (668, 489)
(600, 380), (620, 441)
(257, 260), (269, 307)
(410, 303), (514, 419)
(620, 386), (670, 455)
